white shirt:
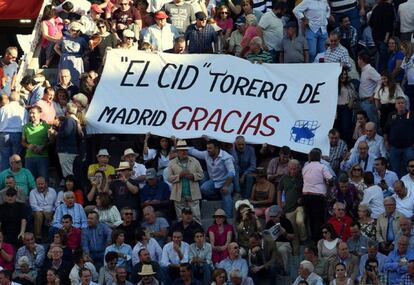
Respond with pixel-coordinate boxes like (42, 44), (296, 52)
(398, 0), (414, 33)
(373, 170), (399, 192)
(351, 134), (388, 158)
(0, 101), (27, 132)
(69, 262), (98, 285)
(401, 174), (414, 193)
(132, 238), (163, 265)
(402, 54), (414, 85)
(143, 23), (179, 51)
(359, 64), (381, 98)
(29, 187), (57, 212)
(258, 10), (284, 51)
(293, 0), (330, 33)
(55, 0), (91, 16)
(131, 162), (147, 189)
(393, 191), (414, 218)
(361, 185), (385, 219)
(161, 241), (189, 266)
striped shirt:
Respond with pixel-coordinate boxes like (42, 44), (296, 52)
(330, 0), (357, 13)
(246, 49), (273, 63)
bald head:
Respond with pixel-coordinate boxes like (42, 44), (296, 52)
(365, 122), (376, 139)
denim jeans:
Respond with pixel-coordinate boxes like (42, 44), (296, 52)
(234, 173), (255, 199)
(200, 180), (233, 217)
(192, 263), (212, 285)
(0, 132), (22, 171)
(305, 28), (328, 62)
(389, 146), (414, 178)
(360, 100), (380, 131)
(25, 156), (49, 180)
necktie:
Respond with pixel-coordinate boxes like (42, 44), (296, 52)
(386, 216), (394, 242)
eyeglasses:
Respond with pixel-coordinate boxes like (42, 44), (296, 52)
(125, 37), (134, 40)
(197, 18), (207, 21)
(70, 29), (80, 33)
(124, 212), (133, 215)
(408, 165), (414, 168)
(11, 160), (22, 164)
(220, 11), (228, 14)
(322, 231), (328, 234)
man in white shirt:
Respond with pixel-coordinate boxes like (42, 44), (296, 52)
(121, 148), (146, 189)
(361, 171), (384, 219)
(373, 157), (398, 195)
(29, 176), (57, 242)
(54, 0), (92, 16)
(402, 159), (414, 193)
(0, 91), (27, 171)
(257, 1), (286, 63)
(143, 11), (179, 51)
(161, 230), (189, 280)
(398, 0), (414, 42)
(393, 180), (414, 219)
(351, 122), (387, 158)
(357, 51), (381, 127)
(0, 269), (22, 285)
(341, 141), (377, 172)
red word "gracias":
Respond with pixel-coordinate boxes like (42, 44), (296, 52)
(171, 106), (280, 136)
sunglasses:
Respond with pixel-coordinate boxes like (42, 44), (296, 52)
(124, 212), (133, 215)
(12, 160), (22, 164)
(98, 26), (106, 29)
(197, 18), (207, 21)
(409, 165), (414, 168)
(220, 11), (228, 14)
(322, 231), (328, 234)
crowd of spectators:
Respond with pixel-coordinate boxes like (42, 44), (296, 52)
(0, 0), (414, 284)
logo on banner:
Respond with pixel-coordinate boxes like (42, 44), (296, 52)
(290, 120), (320, 145)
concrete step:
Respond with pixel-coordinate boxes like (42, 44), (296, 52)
(200, 200), (223, 219)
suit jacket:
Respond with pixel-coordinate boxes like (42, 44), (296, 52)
(375, 211), (403, 243)
(262, 236), (283, 270)
(328, 255), (359, 282)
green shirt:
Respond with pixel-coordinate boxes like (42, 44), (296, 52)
(277, 174), (303, 213)
(23, 121), (49, 158)
(0, 168), (36, 195)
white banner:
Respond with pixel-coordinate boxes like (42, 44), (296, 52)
(86, 50), (341, 154)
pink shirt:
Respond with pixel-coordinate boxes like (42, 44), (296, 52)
(0, 243), (14, 270)
(241, 26), (258, 48)
(36, 99), (56, 125)
(216, 17), (233, 31)
(302, 161), (333, 196)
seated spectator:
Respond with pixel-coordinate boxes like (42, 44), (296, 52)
(207, 208), (233, 266)
(29, 176), (57, 242)
(189, 230), (212, 285)
(54, 69), (79, 99)
(373, 157), (398, 197)
(71, 92), (89, 126)
(327, 202), (353, 242)
(143, 11), (179, 51)
(292, 260), (324, 285)
(264, 205), (294, 273)
(317, 224), (340, 261)
(267, 145), (290, 187)
(81, 211), (112, 267)
(0, 188), (28, 245)
(360, 172), (384, 220)
(393, 216), (414, 249)
(38, 245), (72, 285)
(384, 235), (414, 284)
(328, 242), (359, 282)
(98, 251), (118, 285)
(359, 258), (386, 285)
(235, 203), (260, 255)
(347, 222), (371, 258)
(117, 206), (140, 247)
(51, 191), (88, 231)
(218, 242), (248, 280)
(55, 175), (84, 207)
(169, 207), (203, 245)
(280, 21), (308, 63)
(47, 230), (72, 260)
(393, 180), (414, 219)
(136, 264), (161, 285)
(142, 205), (169, 247)
(172, 262), (201, 285)
(89, 19), (118, 72)
(141, 168), (171, 213)
(104, 230), (132, 272)
(246, 36), (272, 63)
(185, 12), (218, 54)
(161, 230), (189, 281)
(352, 110), (368, 142)
(54, 0), (92, 16)
(94, 192), (123, 228)
(341, 141), (376, 172)
(45, 268), (60, 285)
(349, 164), (367, 193)
(330, 262), (355, 285)
(131, 248), (167, 284)
(227, 19), (244, 56)
(121, 148), (146, 189)
(351, 122), (387, 159)
(15, 232), (45, 271)
(250, 167), (274, 217)
(0, 175), (28, 205)
(376, 196), (402, 255)
(12, 256), (37, 285)
(86, 170), (110, 204)
(132, 229), (162, 266)
(69, 250), (98, 285)
(358, 240), (387, 281)
(87, 149), (115, 178)
(399, 260), (414, 285)
(60, 214), (82, 251)
(0, 230), (14, 271)
(117, 29), (138, 49)
(325, 129), (348, 173)
(357, 204), (376, 241)
(304, 245), (329, 283)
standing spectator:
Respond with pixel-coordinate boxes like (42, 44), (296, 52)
(215, 5), (233, 43)
(162, 0), (195, 35)
(267, 146), (290, 188)
(240, 15), (258, 58)
(256, 1), (285, 62)
(325, 129), (348, 173)
(357, 51), (381, 126)
(143, 134), (174, 176)
(40, 5), (63, 68)
(29, 177), (57, 242)
(112, 0), (142, 40)
(376, 197), (402, 254)
(185, 11), (218, 54)
(141, 205), (169, 247)
(280, 21), (309, 63)
(337, 70), (355, 145)
(401, 41), (414, 109)
(231, 136), (256, 199)
(15, 232), (45, 271)
(324, 31), (351, 69)
(168, 140), (204, 222)
(81, 211), (112, 267)
(21, 106), (50, 180)
(51, 191), (88, 230)
(20, 75), (45, 107)
(188, 139), (235, 217)
(89, 19), (118, 72)
(398, 0), (414, 42)
(333, 16), (357, 57)
(161, 230), (189, 281)
(35, 87), (57, 126)
(302, 148), (334, 242)
(384, 95), (414, 177)
(350, 122), (387, 159)
(0, 47), (18, 96)
(0, 188), (28, 245)
(293, 0), (330, 62)
(143, 11), (179, 51)
(384, 235), (414, 284)
(0, 155), (35, 196)
(387, 37), (404, 83)
(54, 0), (92, 17)
(54, 21), (88, 86)
(54, 69), (79, 99)
(327, 202), (353, 241)
(0, 91), (27, 171)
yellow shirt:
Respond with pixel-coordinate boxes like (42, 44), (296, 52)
(87, 163), (115, 177)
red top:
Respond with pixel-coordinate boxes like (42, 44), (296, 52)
(0, 242), (14, 271)
(328, 215), (353, 242)
(66, 227), (82, 250)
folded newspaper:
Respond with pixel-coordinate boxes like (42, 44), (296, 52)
(263, 223), (282, 240)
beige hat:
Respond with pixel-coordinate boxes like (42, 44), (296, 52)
(121, 148), (139, 160)
(123, 29), (135, 38)
(235, 199), (254, 211)
(138, 264), (156, 276)
(115, 161), (132, 171)
(176, 140), (189, 150)
(213, 208), (227, 218)
(96, 149), (110, 157)
(68, 21), (83, 31)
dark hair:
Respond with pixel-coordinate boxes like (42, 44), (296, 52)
(304, 245), (318, 256)
(249, 232), (262, 240)
(207, 139), (220, 148)
(339, 15), (349, 23)
(5, 175), (15, 181)
(309, 148), (321, 162)
(62, 1), (74, 12)
(193, 229), (205, 237)
(138, 248), (149, 257)
(20, 75), (37, 86)
(358, 51), (371, 64)
(212, 268), (227, 283)
(55, 88), (69, 102)
(47, 268), (58, 277)
(73, 249), (84, 264)
(407, 158), (414, 166)
(135, 228), (146, 242)
(97, 192), (112, 209)
(0, 270), (12, 280)
(365, 258), (378, 268)
(180, 263), (191, 270)
(61, 214), (73, 222)
(175, 36), (186, 44)
(337, 173), (349, 184)
(350, 221), (361, 229)
(64, 175), (81, 192)
(335, 262), (346, 271)
(298, 282), (309, 285)
(112, 229), (125, 244)
(41, 4), (54, 21)
(374, 157), (388, 167)
(55, 229), (68, 245)
(79, 267), (91, 278)
(356, 110), (368, 120)
(280, 145), (291, 155)
(378, 71), (397, 100)
(96, 18), (110, 31)
(272, 0), (287, 10)
(363, 171), (374, 185)
(105, 251), (119, 263)
(328, 128), (339, 136)
(321, 223), (338, 239)
(29, 105), (42, 113)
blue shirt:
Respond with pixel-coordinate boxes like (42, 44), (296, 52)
(189, 148), (235, 188)
(104, 243), (132, 271)
(15, 244), (45, 270)
(27, 84), (45, 107)
(384, 249), (414, 285)
(358, 252), (387, 279)
(81, 223), (112, 260)
(185, 24), (218, 54)
(218, 257), (249, 279)
(140, 181), (171, 202)
(388, 51), (405, 82)
(231, 145), (256, 176)
(52, 202), (88, 229)
(373, 170), (398, 194)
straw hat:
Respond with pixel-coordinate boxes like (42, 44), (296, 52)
(213, 208), (227, 218)
(176, 140), (189, 150)
(138, 264), (156, 276)
(121, 148), (139, 160)
(96, 149), (110, 157)
(115, 161), (132, 171)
